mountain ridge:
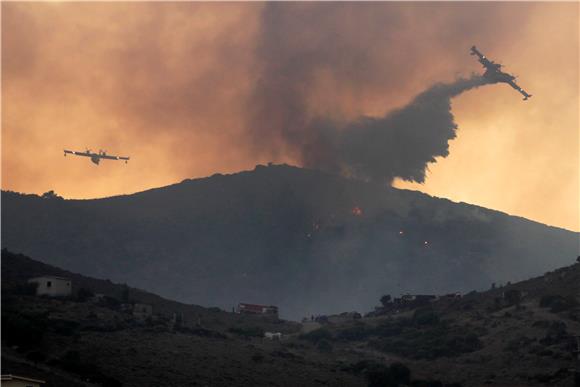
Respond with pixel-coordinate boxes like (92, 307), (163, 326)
(2, 164), (578, 319)
(5, 164), (574, 233)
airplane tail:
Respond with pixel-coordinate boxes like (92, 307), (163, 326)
(523, 95), (532, 101)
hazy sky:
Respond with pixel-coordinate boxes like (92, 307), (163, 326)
(2, 2), (578, 231)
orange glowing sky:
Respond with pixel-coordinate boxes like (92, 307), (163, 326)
(2, 2), (578, 231)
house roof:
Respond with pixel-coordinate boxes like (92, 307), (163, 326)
(1, 374), (46, 384)
(28, 275), (71, 282)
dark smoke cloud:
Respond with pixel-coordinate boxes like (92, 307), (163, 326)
(303, 75), (491, 183)
(247, 3), (497, 184)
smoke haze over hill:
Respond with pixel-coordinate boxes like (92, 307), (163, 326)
(2, 166), (577, 319)
(2, 2), (577, 231)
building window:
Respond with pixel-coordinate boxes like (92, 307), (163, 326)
(47, 281), (52, 287)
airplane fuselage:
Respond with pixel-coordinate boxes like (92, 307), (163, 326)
(483, 68), (515, 84)
(64, 149), (130, 165)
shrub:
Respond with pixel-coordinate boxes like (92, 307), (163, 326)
(6, 281), (38, 296)
(299, 328), (332, 343)
(413, 308), (440, 326)
(317, 339), (333, 353)
(228, 326), (264, 338)
(76, 288), (95, 302)
(504, 289), (522, 306)
(365, 362), (411, 387)
(50, 319), (80, 336)
(99, 296), (121, 310)
(58, 351), (123, 386)
(388, 362), (411, 385)
(337, 325), (373, 341)
(183, 327), (227, 339)
(370, 325), (482, 359)
(367, 363), (393, 387)
(411, 380), (443, 387)
(1, 312), (45, 349)
(348, 360), (376, 375)
(380, 295), (392, 307)
(374, 320), (405, 337)
(540, 295), (578, 313)
(251, 353), (265, 362)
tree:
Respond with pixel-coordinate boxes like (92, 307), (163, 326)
(121, 284), (130, 303)
(504, 289), (522, 308)
(77, 288), (95, 302)
(41, 190), (62, 200)
(389, 362), (411, 385)
(317, 339), (333, 353)
(380, 294), (392, 307)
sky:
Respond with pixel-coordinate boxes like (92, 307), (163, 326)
(2, 2), (578, 231)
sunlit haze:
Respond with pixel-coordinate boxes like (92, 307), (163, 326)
(2, 2), (578, 231)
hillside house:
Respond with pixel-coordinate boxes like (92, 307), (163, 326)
(1, 374), (45, 387)
(28, 276), (71, 297)
(237, 303), (278, 316)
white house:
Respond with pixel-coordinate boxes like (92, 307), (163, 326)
(264, 332), (283, 340)
(28, 276), (72, 297)
(1, 374), (45, 387)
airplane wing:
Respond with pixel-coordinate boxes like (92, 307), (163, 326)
(470, 45), (500, 71)
(507, 80), (532, 100)
(98, 154), (130, 161)
(64, 150), (92, 157)
(470, 46), (485, 60)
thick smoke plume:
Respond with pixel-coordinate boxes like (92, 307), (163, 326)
(248, 3), (495, 185)
(302, 75), (491, 183)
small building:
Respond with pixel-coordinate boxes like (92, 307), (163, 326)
(28, 276), (71, 297)
(237, 303), (278, 316)
(1, 374), (45, 387)
(264, 332), (282, 340)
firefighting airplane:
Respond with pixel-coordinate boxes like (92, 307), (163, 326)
(64, 149), (130, 165)
(470, 46), (532, 101)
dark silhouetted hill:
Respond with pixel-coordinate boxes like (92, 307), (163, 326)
(2, 249), (578, 387)
(2, 164), (577, 318)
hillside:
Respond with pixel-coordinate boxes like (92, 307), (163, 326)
(2, 164), (578, 319)
(2, 250), (579, 387)
(1, 250), (358, 387)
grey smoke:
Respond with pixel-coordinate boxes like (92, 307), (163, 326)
(248, 3), (495, 185)
(302, 75), (491, 183)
